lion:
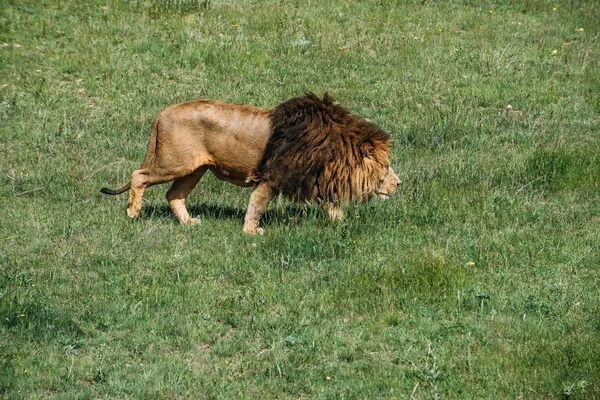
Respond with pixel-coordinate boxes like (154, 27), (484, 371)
(100, 93), (400, 233)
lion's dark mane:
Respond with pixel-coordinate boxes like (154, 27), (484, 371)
(256, 93), (391, 203)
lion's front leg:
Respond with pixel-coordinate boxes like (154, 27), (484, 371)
(243, 183), (275, 234)
(321, 202), (345, 221)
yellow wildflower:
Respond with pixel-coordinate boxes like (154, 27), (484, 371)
(578, 28), (584, 32)
(552, 49), (558, 55)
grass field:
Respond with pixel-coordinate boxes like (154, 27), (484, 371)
(1, 0), (599, 398)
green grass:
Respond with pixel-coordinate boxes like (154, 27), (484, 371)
(1, 0), (599, 398)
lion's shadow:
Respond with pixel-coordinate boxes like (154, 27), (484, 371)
(141, 202), (318, 227)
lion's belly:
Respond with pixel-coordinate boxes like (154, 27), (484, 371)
(208, 165), (254, 187)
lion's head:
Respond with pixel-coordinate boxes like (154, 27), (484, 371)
(256, 93), (399, 203)
(375, 166), (401, 200)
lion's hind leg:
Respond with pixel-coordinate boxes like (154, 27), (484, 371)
(127, 169), (150, 219)
(166, 166), (208, 224)
(127, 165), (196, 220)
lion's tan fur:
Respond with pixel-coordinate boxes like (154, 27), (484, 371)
(101, 95), (399, 233)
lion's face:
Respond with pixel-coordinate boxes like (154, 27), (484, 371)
(375, 166), (400, 200)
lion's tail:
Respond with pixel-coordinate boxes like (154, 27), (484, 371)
(100, 184), (131, 195)
(100, 115), (161, 196)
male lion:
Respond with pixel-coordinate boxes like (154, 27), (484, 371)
(101, 93), (400, 233)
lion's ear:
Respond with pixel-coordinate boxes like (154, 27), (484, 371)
(360, 140), (375, 159)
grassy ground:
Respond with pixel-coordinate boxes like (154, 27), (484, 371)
(1, 0), (599, 398)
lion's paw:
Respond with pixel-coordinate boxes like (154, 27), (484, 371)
(243, 226), (264, 235)
(126, 208), (139, 219)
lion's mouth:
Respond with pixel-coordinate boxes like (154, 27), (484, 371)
(375, 190), (390, 200)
